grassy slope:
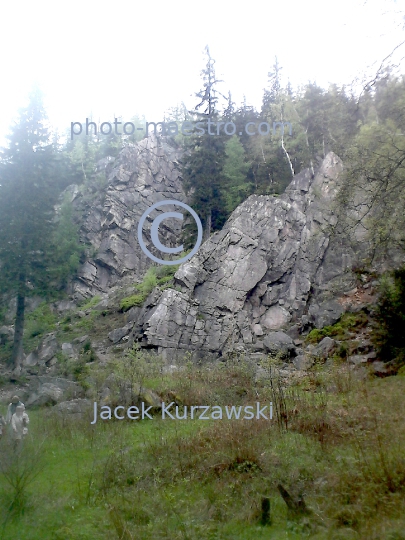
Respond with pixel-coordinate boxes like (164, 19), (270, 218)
(1, 365), (405, 540)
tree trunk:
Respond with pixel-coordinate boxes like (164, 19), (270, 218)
(281, 135), (294, 178)
(11, 285), (25, 371)
(304, 127), (315, 177)
(280, 106), (294, 178)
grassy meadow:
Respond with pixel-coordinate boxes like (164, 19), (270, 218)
(1, 358), (405, 540)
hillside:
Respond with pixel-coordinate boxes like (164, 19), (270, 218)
(1, 135), (405, 539)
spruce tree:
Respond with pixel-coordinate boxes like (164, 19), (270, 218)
(0, 87), (77, 370)
(221, 135), (252, 215)
(183, 46), (227, 240)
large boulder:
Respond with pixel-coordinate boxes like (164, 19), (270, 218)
(263, 332), (296, 358)
(99, 375), (162, 410)
(61, 342), (77, 359)
(27, 383), (66, 406)
(312, 337), (336, 359)
(53, 399), (91, 419)
(309, 300), (344, 329)
(26, 377), (84, 407)
(24, 333), (58, 367)
(293, 355), (315, 371)
(108, 323), (134, 344)
(0, 326), (14, 344)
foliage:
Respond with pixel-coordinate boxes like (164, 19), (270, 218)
(114, 344), (164, 399)
(372, 267), (405, 366)
(64, 130), (99, 185)
(50, 196), (85, 289)
(0, 87), (84, 367)
(0, 87), (71, 297)
(120, 265), (180, 311)
(79, 295), (102, 311)
(1, 365), (405, 538)
(56, 346), (91, 388)
(75, 310), (99, 332)
(182, 46), (228, 241)
(120, 268), (157, 311)
(306, 311), (369, 344)
(0, 437), (47, 519)
(221, 135), (252, 214)
(24, 302), (57, 349)
(120, 293), (146, 311)
(335, 73), (405, 259)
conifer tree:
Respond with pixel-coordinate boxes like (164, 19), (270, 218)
(183, 46), (227, 240)
(0, 88), (80, 370)
(221, 135), (252, 215)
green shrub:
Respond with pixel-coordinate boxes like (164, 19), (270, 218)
(0, 342), (13, 366)
(336, 342), (349, 358)
(119, 265), (181, 311)
(306, 312), (368, 344)
(24, 303), (56, 347)
(372, 267), (405, 367)
(120, 293), (147, 311)
(156, 275), (173, 286)
(306, 327), (330, 344)
(79, 295), (102, 310)
(137, 268), (157, 295)
(120, 268), (159, 311)
(56, 351), (90, 386)
(81, 341), (97, 363)
(82, 340), (92, 353)
(155, 263), (180, 279)
(75, 310), (98, 331)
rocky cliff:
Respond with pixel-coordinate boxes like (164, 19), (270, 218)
(62, 137), (381, 362)
(130, 151), (368, 360)
(69, 135), (186, 300)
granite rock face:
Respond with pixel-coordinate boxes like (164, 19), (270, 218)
(71, 135), (186, 300)
(133, 152), (365, 360)
(64, 141), (373, 361)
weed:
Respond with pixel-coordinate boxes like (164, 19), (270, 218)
(0, 437), (47, 521)
(1, 358), (405, 539)
(306, 311), (368, 344)
(120, 293), (147, 311)
(372, 266), (405, 368)
(120, 266), (181, 311)
(75, 310), (98, 331)
(79, 295), (102, 311)
(24, 303), (56, 349)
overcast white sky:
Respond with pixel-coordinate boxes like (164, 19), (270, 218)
(0, 0), (404, 145)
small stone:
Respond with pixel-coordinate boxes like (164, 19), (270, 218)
(252, 324), (264, 336)
(348, 355), (367, 365)
(62, 343), (76, 359)
(293, 355), (314, 370)
(312, 337), (336, 359)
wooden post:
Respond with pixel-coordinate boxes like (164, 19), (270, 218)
(260, 497), (271, 525)
(278, 484), (309, 517)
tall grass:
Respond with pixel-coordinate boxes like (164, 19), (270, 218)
(0, 361), (404, 539)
